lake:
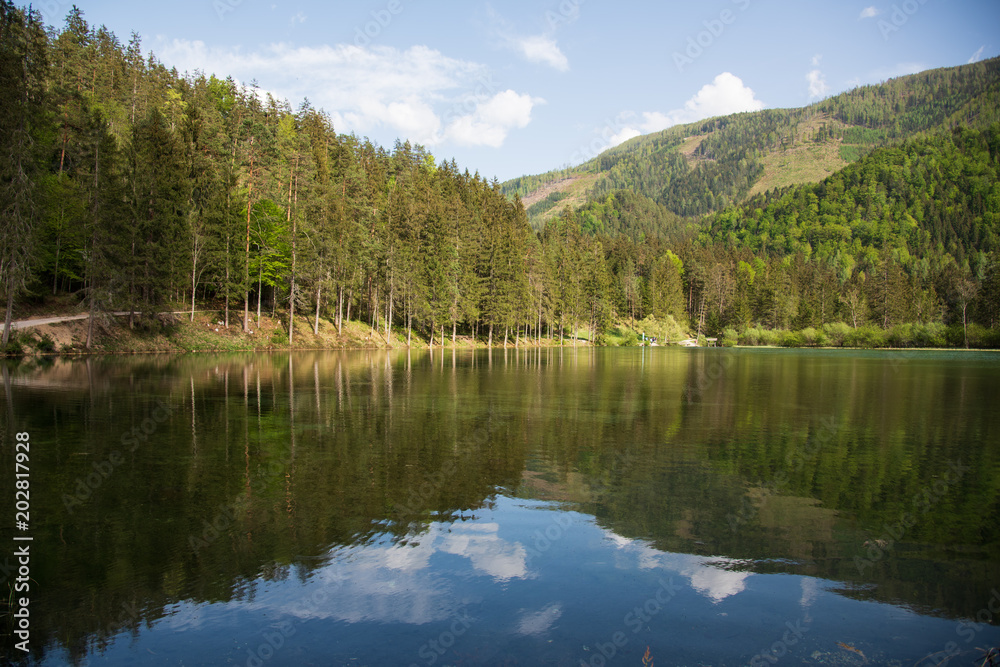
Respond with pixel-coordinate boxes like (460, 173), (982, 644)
(2, 347), (999, 666)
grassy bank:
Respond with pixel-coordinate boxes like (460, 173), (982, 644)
(2, 308), (587, 356)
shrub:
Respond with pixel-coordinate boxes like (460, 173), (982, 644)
(822, 322), (852, 347)
(845, 325), (886, 348)
(760, 328), (780, 346)
(619, 330), (639, 347)
(2, 337), (25, 357)
(34, 334), (56, 353)
(740, 326), (761, 346)
(913, 322), (947, 348)
(780, 330), (804, 347)
(722, 328), (739, 348)
(886, 323), (914, 348)
(800, 327), (818, 346)
(637, 315), (686, 345)
(270, 327), (289, 346)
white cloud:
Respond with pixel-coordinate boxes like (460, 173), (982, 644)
(152, 39), (540, 149)
(811, 53), (823, 67)
(859, 6), (880, 19)
(489, 6), (569, 72)
(606, 125), (642, 148)
(512, 34), (569, 72)
(658, 72), (766, 125)
(969, 45), (986, 64)
(593, 72), (765, 155)
(290, 11), (306, 25)
(807, 68), (829, 99)
(444, 90), (545, 148)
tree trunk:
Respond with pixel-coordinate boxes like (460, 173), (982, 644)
(190, 254), (197, 322)
(337, 284), (344, 334)
(288, 158), (298, 345)
(2, 284), (13, 346)
(386, 280), (393, 345)
(314, 284), (321, 335)
(52, 240), (60, 296)
(963, 304), (969, 349)
(243, 139), (254, 333)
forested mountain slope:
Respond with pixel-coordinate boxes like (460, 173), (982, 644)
(504, 57), (1000, 233)
(1, 3), (997, 352)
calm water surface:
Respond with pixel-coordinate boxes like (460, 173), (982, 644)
(1, 347), (999, 666)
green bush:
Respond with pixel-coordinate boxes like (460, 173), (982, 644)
(637, 315), (687, 345)
(270, 327), (289, 346)
(845, 325), (886, 348)
(945, 324), (966, 347)
(620, 330), (639, 347)
(34, 334), (56, 353)
(822, 322), (852, 347)
(800, 327), (818, 346)
(722, 328), (739, 347)
(780, 330), (804, 347)
(2, 337), (25, 357)
(740, 326), (762, 346)
(886, 323), (914, 348)
(913, 322), (947, 348)
(760, 328), (780, 346)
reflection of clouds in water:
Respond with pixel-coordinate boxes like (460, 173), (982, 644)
(602, 528), (750, 603)
(799, 576), (819, 623)
(681, 562), (749, 603)
(439, 523), (528, 580)
(256, 521), (527, 627)
(516, 603), (563, 636)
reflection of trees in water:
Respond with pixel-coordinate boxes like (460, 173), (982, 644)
(4, 350), (532, 662)
(2, 349), (998, 661)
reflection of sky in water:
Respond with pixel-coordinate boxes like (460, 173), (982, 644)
(245, 498), (765, 631)
(605, 527), (751, 603)
(76, 495), (1000, 666)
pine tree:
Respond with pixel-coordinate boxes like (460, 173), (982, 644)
(0, 2), (47, 344)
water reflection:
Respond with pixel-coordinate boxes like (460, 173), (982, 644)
(1, 348), (998, 664)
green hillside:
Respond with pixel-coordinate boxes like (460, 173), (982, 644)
(504, 57), (1000, 233)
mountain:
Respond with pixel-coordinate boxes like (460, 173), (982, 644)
(503, 57), (1000, 237)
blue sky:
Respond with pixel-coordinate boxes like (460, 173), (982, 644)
(38, 0), (1000, 182)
